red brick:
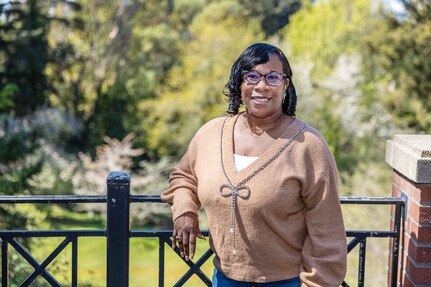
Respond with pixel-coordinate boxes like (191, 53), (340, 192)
(407, 218), (431, 244)
(406, 218), (412, 234)
(402, 273), (415, 287)
(393, 171), (406, 186)
(411, 183), (431, 204)
(405, 256), (431, 285)
(402, 241), (409, 267)
(394, 171), (431, 203)
(392, 171), (431, 286)
(408, 200), (431, 224)
(394, 171), (414, 196)
(393, 171), (402, 185)
(405, 237), (431, 264)
(392, 183), (402, 197)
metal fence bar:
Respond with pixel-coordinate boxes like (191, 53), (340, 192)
(130, 194), (163, 203)
(391, 202), (404, 286)
(106, 171), (131, 287)
(0, 181), (109, 286)
(131, 230), (210, 237)
(131, 230), (213, 286)
(339, 196), (405, 204)
(8, 238), (61, 287)
(0, 231), (104, 287)
(0, 230), (105, 237)
(72, 236), (78, 287)
(399, 203), (406, 287)
(21, 237), (71, 287)
(346, 230), (396, 238)
(159, 238), (165, 287)
(0, 195), (106, 204)
(358, 238), (367, 287)
(347, 237), (361, 253)
(173, 247), (213, 287)
(190, 249), (214, 285)
(343, 199), (405, 287)
(1, 240), (7, 287)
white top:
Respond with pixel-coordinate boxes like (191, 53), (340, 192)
(234, 154), (259, 171)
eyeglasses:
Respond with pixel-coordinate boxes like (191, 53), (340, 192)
(242, 70), (285, 86)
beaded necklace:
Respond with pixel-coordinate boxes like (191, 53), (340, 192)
(219, 116), (307, 255)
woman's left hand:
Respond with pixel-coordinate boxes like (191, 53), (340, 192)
(172, 212), (205, 261)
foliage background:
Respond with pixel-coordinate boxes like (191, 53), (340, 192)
(1, 0), (430, 285)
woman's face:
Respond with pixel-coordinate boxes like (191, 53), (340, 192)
(241, 55), (289, 119)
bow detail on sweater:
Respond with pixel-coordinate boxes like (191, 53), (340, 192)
(220, 184), (251, 199)
(220, 184), (251, 255)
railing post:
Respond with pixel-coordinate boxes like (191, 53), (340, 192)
(107, 171), (130, 287)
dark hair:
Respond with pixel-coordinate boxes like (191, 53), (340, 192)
(224, 43), (297, 116)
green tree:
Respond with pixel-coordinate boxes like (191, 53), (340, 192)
(286, 0), (374, 78)
(0, 84), (43, 230)
(46, 0), (190, 155)
(0, 0), (81, 229)
(284, 0), (390, 172)
(238, 0), (301, 37)
(0, 0), (81, 116)
(140, 0), (264, 158)
(284, 2), (404, 284)
(0, 0), (49, 115)
(364, 0), (431, 132)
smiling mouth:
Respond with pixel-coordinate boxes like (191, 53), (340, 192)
(251, 97), (270, 103)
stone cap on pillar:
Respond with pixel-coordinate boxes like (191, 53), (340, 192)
(386, 134), (431, 184)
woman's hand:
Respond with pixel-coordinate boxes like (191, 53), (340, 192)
(172, 212), (205, 261)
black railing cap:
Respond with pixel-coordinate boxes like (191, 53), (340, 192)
(107, 171), (130, 185)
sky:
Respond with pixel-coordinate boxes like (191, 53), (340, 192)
(385, 0), (406, 14)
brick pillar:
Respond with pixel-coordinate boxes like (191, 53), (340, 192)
(386, 135), (431, 287)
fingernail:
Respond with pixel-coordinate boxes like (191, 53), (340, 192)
(180, 252), (184, 257)
(185, 255), (189, 261)
(191, 253), (194, 259)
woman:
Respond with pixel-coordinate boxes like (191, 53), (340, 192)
(161, 43), (347, 287)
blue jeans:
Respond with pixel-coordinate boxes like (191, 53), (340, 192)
(212, 268), (301, 287)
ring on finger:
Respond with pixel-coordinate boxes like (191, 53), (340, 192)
(175, 235), (183, 242)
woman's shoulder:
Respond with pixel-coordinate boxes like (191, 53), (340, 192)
(201, 116), (229, 129)
(189, 115), (231, 143)
(292, 118), (333, 158)
(194, 115), (231, 135)
(293, 118), (328, 146)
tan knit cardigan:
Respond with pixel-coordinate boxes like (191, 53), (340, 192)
(161, 115), (347, 287)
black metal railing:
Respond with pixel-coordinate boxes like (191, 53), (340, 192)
(341, 196), (405, 287)
(0, 171), (405, 287)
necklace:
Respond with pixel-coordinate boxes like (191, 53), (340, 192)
(244, 110), (285, 136)
(243, 112), (264, 136)
(219, 116), (307, 255)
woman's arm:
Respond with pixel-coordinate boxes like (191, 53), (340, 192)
(161, 142), (204, 261)
(299, 135), (347, 286)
